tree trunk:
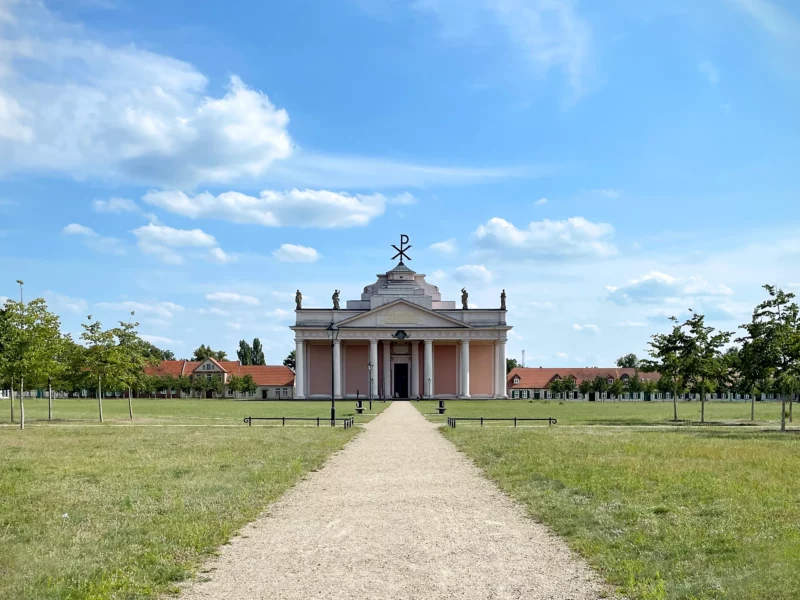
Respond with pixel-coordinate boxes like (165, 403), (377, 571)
(751, 386), (755, 421)
(48, 378), (52, 421)
(98, 376), (104, 423)
(673, 386), (678, 421)
(10, 375), (14, 423)
(19, 376), (24, 430)
(700, 382), (706, 424)
(128, 386), (133, 420)
(781, 391), (786, 432)
(790, 394), (794, 423)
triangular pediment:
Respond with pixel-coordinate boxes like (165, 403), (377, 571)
(336, 299), (471, 329)
(193, 358), (227, 373)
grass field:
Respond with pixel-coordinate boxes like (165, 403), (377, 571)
(439, 418), (800, 599)
(0, 422), (359, 599)
(417, 399), (793, 427)
(1, 397), (390, 426)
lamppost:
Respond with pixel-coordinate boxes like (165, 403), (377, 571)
(325, 321), (339, 425)
(367, 361), (373, 410)
(16, 280), (23, 303)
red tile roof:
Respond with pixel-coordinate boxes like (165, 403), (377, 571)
(144, 361), (295, 386)
(236, 365), (295, 386)
(507, 367), (660, 389)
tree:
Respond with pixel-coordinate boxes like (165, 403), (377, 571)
(578, 379), (592, 397)
(626, 373), (643, 398)
(0, 298), (65, 429)
(609, 378), (625, 400)
(616, 353), (639, 369)
(643, 320), (687, 421)
(675, 312), (733, 424)
(81, 316), (125, 423)
(192, 376), (209, 398)
(739, 286), (800, 432)
(561, 375), (576, 399)
(252, 338), (265, 365)
(228, 374), (243, 399)
(177, 375), (192, 399)
(548, 376), (563, 398)
(642, 378), (658, 400)
(241, 373), (257, 398)
(283, 350), (296, 370)
(192, 344), (227, 361)
(237, 340), (253, 365)
(113, 313), (150, 420)
(208, 374), (223, 398)
(592, 375), (609, 400)
(506, 358), (520, 373)
(136, 340), (174, 361)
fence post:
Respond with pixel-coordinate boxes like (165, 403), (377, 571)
(282, 416), (285, 427)
(480, 416), (483, 427)
(514, 416), (517, 427)
(317, 416), (320, 427)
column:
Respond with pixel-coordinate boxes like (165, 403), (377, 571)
(424, 339), (434, 398)
(333, 339), (342, 399)
(369, 339), (378, 398)
(382, 340), (391, 399)
(294, 339), (305, 399)
(410, 341), (420, 398)
(495, 339), (508, 398)
(460, 339), (471, 398)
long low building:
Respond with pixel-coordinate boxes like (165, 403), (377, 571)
(507, 367), (662, 400)
(144, 358), (295, 399)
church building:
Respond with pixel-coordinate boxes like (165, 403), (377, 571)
(291, 236), (511, 399)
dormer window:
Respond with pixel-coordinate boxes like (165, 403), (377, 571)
(607, 377), (614, 385)
(513, 376), (520, 385)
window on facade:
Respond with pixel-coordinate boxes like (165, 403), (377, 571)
(607, 378), (613, 385)
(512, 390), (520, 399)
(522, 390), (529, 399)
(206, 374), (211, 380)
(282, 388), (288, 398)
(513, 377), (520, 384)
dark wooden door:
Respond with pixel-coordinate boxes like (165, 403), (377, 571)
(394, 364), (409, 398)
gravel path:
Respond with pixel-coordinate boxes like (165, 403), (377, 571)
(179, 401), (610, 600)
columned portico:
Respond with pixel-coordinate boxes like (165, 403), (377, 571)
(290, 238), (512, 399)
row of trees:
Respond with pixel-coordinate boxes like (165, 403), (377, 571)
(237, 338), (266, 365)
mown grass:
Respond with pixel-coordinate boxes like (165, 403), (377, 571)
(417, 399), (792, 427)
(0, 424), (358, 599)
(441, 425), (800, 600)
(1, 397), (389, 426)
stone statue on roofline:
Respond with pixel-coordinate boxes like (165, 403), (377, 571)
(461, 288), (469, 310)
(332, 289), (340, 310)
(295, 290), (302, 310)
(500, 289), (507, 310)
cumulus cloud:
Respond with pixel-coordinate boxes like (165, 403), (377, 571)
(0, 3), (291, 187)
(95, 300), (184, 319)
(606, 271), (734, 305)
(272, 243), (320, 263)
(573, 323), (599, 334)
(62, 223), (125, 254)
(206, 292), (260, 306)
(473, 216), (617, 260)
(93, 197), (138, 213)
(534, 197), (548, 206)
(44, 291), (88, 314)
(454, 264), (493, 285)
(430, 239), (457, 255)
(143, 189), (388, 228)
(388, 192), (418, 205)
(131, 222), (228, 265)
(141, 335), (180, 346)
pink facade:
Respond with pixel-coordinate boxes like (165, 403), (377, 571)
(470, 344), (495, 396)
(344, 343), (369, 396)
(434, 344), (457, 396)
(308, 343), (332, 396)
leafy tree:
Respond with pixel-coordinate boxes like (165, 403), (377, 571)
(616, 353), (639, 369)
(643, 320), (687, 421)
(578, 379), (592, 397)
(642, 378), (658, 400)
(0, 298), (64, 429)
(209, 374), (224, 398)
(242, 373), (257, 398)
(252, 338), (266, 365)
(237, 340), (253, 365)
(192, 344), (227, 361)
(626, 373), (643, 397)
(506, 358), (520, 373)
(561, 375), (576, 399)
(228, 374), (243, 399)
(137, 340), (174, 361)
(283, 350), (296, 370)
(81, 316), (125, 423)
(592, 375), (609, 400)
(548, 376), (563, 398)
(192, 376), (209, 398)
(113, 313), (150, 420)
(609, 378), (625, 399)
(177, 375), (192, 399)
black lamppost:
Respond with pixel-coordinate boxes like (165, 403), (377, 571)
(368, 360), (373, 410)
(325, 321), (339, 425)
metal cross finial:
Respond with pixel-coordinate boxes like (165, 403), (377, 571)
(391, 234), (412, 263)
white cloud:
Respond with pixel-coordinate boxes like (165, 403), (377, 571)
(429, 270), (448, 283)
(272, 243), (320, 263)
(573, 323), (599, 334)
(92, 197), (138, 213)
(141, 334), (179, 346)
(534, 197), (548, 206)
(131, 222), (227, 265)
(698, 60), (720, 85)
(143, 189), (387, 229)
(0, 296), (9, 305)
(206, 292), (260, 306)
(207, 247), (235, 264)
(454, 264), (493, 284)
(430, 239), (457, 255)
(592, 188), (621, 198)
(474, 216), (617, 260)
(529, 301), (556, 310)
(607, 271), (734, 305)
(555, 351), (568, 359)
(615, 321), (647, 328)
(413, 0), (592, 98)
(388, 192), (418, 205)
(0, 3), (291, 187)
(44, 291), (88, 314)
(266, 308), (292, 320)
(62, 223), (124, 254)
(226, 321), (243, 331)
(95, 300), (184, 319)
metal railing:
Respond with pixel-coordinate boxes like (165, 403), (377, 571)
(447, 417), (557, 428)
(244, 416), (355, 429)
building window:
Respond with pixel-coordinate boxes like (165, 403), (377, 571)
(522, 390), (529, 399)
(607, 378), (614, 385)
(512, 390), (520, 399)
(282, 388), (288, 398)
(513, 377), (520, 385)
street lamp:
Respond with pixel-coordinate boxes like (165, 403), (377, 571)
(325, 320), (339, 425)
(16, 280), (23, 304)
(367, 361), (373, 410)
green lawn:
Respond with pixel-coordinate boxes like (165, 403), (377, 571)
(417, 399), (793, 427)
(1, 397), (389, 426)
(440, 424), (800, 600)
(0, 424), (358, 599)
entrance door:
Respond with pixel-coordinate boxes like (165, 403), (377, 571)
(394, 363), (409, 398)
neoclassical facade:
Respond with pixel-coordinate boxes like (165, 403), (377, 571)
(291, 256), (511, 399)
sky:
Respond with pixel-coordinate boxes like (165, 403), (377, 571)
(1, 0), (799, 367)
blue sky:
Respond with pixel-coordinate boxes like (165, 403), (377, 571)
(1, 0), (799, 366)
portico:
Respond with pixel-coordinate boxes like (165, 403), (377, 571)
(291, 239), (511, 399)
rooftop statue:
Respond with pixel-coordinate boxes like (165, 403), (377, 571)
(500, 289), (507, 310)
(295, 290), (302, 310)
(332, 289), (341, 310)
(461, 288), (469, 310)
